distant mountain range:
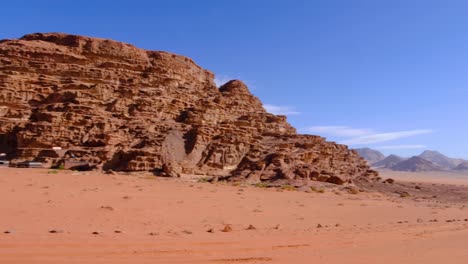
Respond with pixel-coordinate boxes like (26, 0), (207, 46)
(355, 148), (468, 172)
(455, 162), (468, 171)
(373, 154), (405, 168)
(354, 148), (385, 164)
(390, 156), (443, 172)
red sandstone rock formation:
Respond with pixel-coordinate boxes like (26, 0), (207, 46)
(0, 33), (377, 184)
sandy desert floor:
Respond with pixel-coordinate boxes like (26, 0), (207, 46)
(1, 168), (468, 263)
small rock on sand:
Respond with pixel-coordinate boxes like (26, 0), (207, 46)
(383, 178), (395, 184)
(222, 224), (233, 232)
(246, 224), (256, 230)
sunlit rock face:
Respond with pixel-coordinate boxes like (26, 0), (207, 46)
(0, 33), (377, 184)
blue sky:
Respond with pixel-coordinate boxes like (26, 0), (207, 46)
(1, 0), (467, 158)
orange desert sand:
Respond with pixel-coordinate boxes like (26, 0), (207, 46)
(1, 167), (468, 263)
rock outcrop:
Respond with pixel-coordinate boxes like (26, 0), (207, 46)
(0, 33), (377, 184)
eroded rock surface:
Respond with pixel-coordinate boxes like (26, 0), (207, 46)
(0, 33), (377, 184)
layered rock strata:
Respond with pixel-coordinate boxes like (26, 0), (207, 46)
(0, 33), (377, 184)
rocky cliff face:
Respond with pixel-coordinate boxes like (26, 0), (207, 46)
(0, 33), (377, 184)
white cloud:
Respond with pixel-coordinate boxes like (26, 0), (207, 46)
(301, 125), (433, 146)
(263, 104), (300, 115)
(341, 129), (433, 145)
(375, 144), (427, 150)
(301, 126), (372, 137)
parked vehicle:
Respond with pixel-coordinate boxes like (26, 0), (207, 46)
(15, 161), (44, 168)
(64, 160), (93, 171)
(0, 153), (8, 167)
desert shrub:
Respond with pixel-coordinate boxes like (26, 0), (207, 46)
(255, 182), (269, 188)
(142, 175), (157, 180)
(310, 186), (325, 193)
(400, 191), (411, 198)
(281, 185), (296, 191)
(347, 187), (359, 195)
(197, 177), (210, 183)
